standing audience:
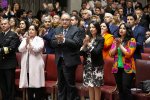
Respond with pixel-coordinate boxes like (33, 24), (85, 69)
(18, 24), (45, 100)
(80, 21), (104, 100)
(109, 23), (136, 100)
(0, 18), (20, 100)
(51, 13), (83, 100)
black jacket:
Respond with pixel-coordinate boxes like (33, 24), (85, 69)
(80, 36), (104, 67)
(0, 31), (20, 69)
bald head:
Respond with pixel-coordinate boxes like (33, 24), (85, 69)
(61, 13), (71, 29)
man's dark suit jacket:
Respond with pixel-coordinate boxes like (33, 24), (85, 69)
(51, 25), (84, 67)
(43, 28), (55, 54)
(80, 36), (104, 67)
(133, 25), (146, 59)
(0, 31), (20, 69)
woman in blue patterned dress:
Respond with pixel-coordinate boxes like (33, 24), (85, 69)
(80, 21), (104, 100)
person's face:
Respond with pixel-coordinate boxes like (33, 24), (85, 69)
(118, 9), (124, 15)
(9, 18), (16, 27)
(135, 9), (142, 19)
(14, 3), (19, 10)
(53, 15), (60, 23)
(28, 12), (33, 18)
(100, 23), (108, 34)
(72, 11), (78, 16)
(104, 16), (112, 23)
(127, 16), (135, 27)
(44, 18), (51, 29)
(127, 1), (133, 8)
(61, 14), (70, 29)
(28, 25), (37, 38)
(82, 11), (90, 20)
(95, 8), (101, 15)
(0, 19), (10, 32)
(20, 21), (26, 30)
(22, 11), (27, 18)
(90, 23), (97, 36)
(119, 24), (127, 37)
(32, 20), (39, 27)
(82, 3), (87, 9)
(70, 16), (78, 26)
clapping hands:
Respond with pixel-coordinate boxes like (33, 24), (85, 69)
(55, 34), (65, 43)
(83, 35), (90, 47)
(114, 38), (122, 47)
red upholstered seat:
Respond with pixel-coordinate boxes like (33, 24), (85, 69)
(45, 54), (57, 100)
(101, 57), (117, 100)
(144, 48), (150, 54)
(141, 53), (150, 60)
(132, 59), (150, 100)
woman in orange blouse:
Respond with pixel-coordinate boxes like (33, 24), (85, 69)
(100, 22), (114, 59)
(109, 23), (136, 100)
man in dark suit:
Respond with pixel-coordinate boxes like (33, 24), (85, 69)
(0, 19), (20, 100)
(104, 13), (119, 37)
(39, 15), (55, 54)
(127, 14), (146, 60)
(51, 13), (84, 100)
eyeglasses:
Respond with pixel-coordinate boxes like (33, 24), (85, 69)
(61, 19), (70, 21)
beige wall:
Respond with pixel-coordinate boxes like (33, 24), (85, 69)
(67, 0), (82, 14)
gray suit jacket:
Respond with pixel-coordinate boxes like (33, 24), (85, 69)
(51, 25), (84, 67)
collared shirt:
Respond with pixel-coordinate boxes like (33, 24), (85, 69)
(2, 29), (10, 35)
(63, 28), (69, 36)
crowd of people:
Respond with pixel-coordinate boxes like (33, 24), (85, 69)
(0, 0), (150, 100)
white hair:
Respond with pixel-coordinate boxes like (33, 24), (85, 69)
(104, 13), (113, 19)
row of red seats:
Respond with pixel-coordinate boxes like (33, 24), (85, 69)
(15, 51), (150, 100)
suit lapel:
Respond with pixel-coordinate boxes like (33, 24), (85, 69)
(65, 26), (72, 38)
(1, 31), (11, 44)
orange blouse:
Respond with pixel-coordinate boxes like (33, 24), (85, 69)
(102, 33), (114, 59)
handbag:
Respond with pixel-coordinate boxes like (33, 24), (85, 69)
(139, 80), (150, 93)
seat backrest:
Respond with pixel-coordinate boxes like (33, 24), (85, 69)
(141, 53), (150, 60)
(42, 54), (47, 66)
(144, 48), (150, 54)
(45, 54), (57, 81)
(16, 52), (22, 68)
(104, 58), (116, 86)
(75, 56), (84, 83)
(135, 59), (150, 86)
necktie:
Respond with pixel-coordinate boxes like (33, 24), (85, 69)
(64, 29), (67, 36)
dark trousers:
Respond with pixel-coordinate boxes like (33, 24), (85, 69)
(57, 57), (79, 100)
(0, 69), (15, 100)
(27, 88), (45, 100)
(114, 68), (135, 100)
(27, 74), (45, 100)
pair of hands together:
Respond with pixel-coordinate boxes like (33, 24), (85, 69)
(55, 34), (65, 43)
(114, 38), (122, 47)
(83, 35), (91, 47)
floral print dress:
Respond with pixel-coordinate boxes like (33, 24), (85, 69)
(83, 47), (104, 87)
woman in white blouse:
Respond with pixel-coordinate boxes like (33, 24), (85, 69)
(18, 24), (45, 100)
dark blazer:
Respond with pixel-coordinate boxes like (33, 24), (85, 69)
(80, 36), (104, 67)
(133, 25), (146, 59)
(109, 24), (119, 37)
(0, 30), (20, 69)
(51, 25), (84, 67)
(43, 28), (55, 54)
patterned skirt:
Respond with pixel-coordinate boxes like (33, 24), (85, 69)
(83, 63), (104, 87)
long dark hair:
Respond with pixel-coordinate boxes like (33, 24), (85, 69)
(89, 21), (102, 39)
(100, 22), (111, 34)
(118, 23), (134, 44)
